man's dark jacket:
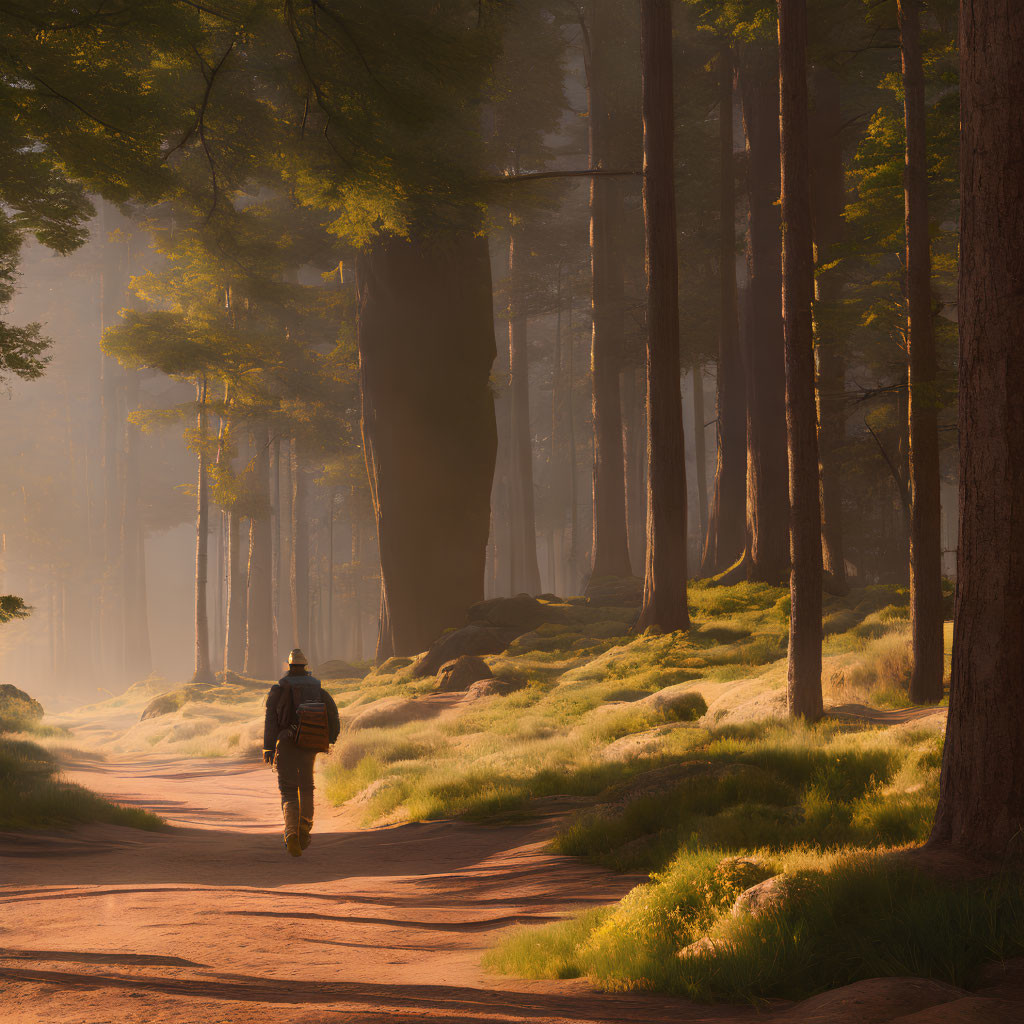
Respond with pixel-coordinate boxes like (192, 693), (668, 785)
(263, 671), (341, 751)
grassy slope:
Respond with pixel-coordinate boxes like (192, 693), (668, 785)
(0, 734), (163, 832)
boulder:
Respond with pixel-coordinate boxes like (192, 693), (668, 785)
(467, 593), (554, 631)
(677, 935), (729, 959)
(348, 696), (439, 730)
(584, 575), (643, 608)
(319, 659), (368, 679)
(466, 677), (528, 699)
(0, 683), (44, 730)
(731, 873), (790, 918)
(435, 655), (491, 693)
(411, 624), (519, 678)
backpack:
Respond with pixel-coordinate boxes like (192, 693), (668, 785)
(277, 679), (331, 753)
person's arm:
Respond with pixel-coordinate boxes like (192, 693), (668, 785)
(263, 684), (282, 761)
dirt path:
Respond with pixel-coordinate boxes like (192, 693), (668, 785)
(0, 754), (759, 1024)
(2, 753), (1021, 1024)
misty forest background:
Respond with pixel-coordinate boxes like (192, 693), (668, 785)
(0, 0), (961, 710)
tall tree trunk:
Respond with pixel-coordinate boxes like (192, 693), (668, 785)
(357, 227), (498, 660)
(120, 371), (152, 676)
(587, 0), (633, 582)
(349, 484), (363, 660)
(899, 0), (944, 704)
(739, 45), (790, 585)
(810, 65), (849, 594)
(779, 0), (823, 720)
(99, 202), (125, 676)
(270, 435), (281, 669)
(507, 225), (542, 594)
(224, 510), (247, 673)
(245, 427), (274, 678)
(290, 439), (309, 655)
(566, 274), (582, 592)
(703, 43), (747, 576)
(930, 0), (1024, 858)
(327, 490), (336, 657)
(636, 0), (689, 634)
(691, 361), (708, 549)
(193, 380), (213, 684)
(621, 363), (647, 576)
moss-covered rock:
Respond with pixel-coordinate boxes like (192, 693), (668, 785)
(0, 683), (44, 731)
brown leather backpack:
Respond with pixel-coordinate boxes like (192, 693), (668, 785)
(277, 680), (331, 752)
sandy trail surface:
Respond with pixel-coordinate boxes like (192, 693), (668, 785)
(0, 753), (758, 1024)
(2, 751), (1021, 1024)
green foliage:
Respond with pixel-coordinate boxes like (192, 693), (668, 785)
(0, 595), (30, 624)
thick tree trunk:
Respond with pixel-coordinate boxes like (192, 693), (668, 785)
(507, 226), (542, 595)
(810, 65), (849, 595)
(930, 0), (1024, 859)
(899, 0), (944, 704)
(193, 381), (213, 684)
(739, 45), (790, 585)
(289, 439), (309, 655)
(703, 44), (747, 577)
(779, 0), (823, 720)
(245, 428), (275, 678)
(585, 0), (633, 583)
(357, 227), (498, 660)
(636, 0), (689, 634)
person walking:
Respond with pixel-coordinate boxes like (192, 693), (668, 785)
(263, 649), (341, 856)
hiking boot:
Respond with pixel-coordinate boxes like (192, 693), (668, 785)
(299, 829), (312, 850)
(299, 816), (313, 850)
(285, 834), (302, 857)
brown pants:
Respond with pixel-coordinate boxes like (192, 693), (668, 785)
(274, 735), (317, 839)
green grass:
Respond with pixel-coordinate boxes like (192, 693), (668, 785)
(552, 719), (941, 871)
(485, 716), (1023, 1003)
(486, 849), (1024, 1002)
(0, 736), (164, 832)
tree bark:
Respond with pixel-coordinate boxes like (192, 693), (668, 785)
(779, 0), (823, 720)
(120, 370), (151, 676)
(270, 435), (281, 668)
(739, 45), (790, 585)
(192, 380), (213, 684)
(810, 65), (849, 595)
(507, 225), (543, 595)
(587, 0), (633, 582)
(357, 227), (498, 660)
(899, 0), (944, 704)
(245, 427), (275, 678)
(930, 0), (1024, 860)
(636, 0), (689, 634)
(703, 44), (747, 577)
(621, 362), (647, 576)
(223, 510), (247, 673)
(691, 361), (708, 550)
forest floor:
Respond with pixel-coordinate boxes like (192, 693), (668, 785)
(4, 582), (1023, 1019)
(3, 750), (1024, 1024)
